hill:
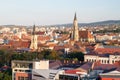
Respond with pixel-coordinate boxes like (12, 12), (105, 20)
(54, 20), (120, 27)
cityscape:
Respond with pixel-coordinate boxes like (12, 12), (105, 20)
(0, 0), (120, 80)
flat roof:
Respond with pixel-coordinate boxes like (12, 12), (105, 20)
(12, 60), (49, 63)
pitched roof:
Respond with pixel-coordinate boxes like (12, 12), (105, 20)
(8, 40), (30, 49)
(54, 46), (65, 51)
(65, 69), (86, 74)
(95, 48), (120, 54)
(38, 36), (50, 41)
(79, 30), (94, 39)
(78, 62), (93, 71)
(49, 60), (62, 69)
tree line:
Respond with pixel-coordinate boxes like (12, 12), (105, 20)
(0, 49), (84, 67)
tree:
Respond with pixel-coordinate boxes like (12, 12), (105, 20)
(67, 51), (84, 62)
(0, 69), (12, 80)
(3, 74), (12, 80)
(0, 73), (3, 80)
(40, 49), (51, 59)
(49, 50), (59, 60)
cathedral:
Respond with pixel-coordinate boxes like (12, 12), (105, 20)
(72, 13), (95, 42)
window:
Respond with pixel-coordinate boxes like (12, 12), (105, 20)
(107, 60), (109, 64)
(104, 60), (106, 64)
(29, 63), (33, 68)
(86, 59), (88, 62)
(101, 60), (103, 63)
(89, 59), (91, 62)
(112, 60), (114, 64)
(18, 77), (20, 80)
(19, 77), (24, 80)
(59, 75), (78, 80)
(25, 70), (31, 73)
(24, 77), (29, 80)
(18, 76), (30, 80)
(95, 60), (96, 62)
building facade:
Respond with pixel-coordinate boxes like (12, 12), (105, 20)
(84, 54), (120, 64)
(12, 60), (49, 80)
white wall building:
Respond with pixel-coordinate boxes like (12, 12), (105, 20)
(84, 54), (120, 64)
(95, 34), (115, 41)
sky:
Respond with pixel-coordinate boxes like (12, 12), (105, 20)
(0, 0), (120, 25)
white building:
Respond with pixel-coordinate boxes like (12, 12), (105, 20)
(84, 54), (120, 64)
(95, 34), (116, 41)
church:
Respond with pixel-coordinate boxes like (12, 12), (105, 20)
(71, 13), (95, 43)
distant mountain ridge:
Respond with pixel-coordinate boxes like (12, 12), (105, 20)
(84, 20), (120, 26)
(55, 20), (120, 27)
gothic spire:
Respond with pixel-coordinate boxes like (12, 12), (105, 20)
(32, 24), (35, 35)
(74, 12), (77, 20)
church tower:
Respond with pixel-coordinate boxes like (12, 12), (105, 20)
(73, 13), (79, 41)
(30, 25), (38, 50)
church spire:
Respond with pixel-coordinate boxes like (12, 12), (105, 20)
(32, 24), (35, 35)
(72, 12), (79, 41)
(74, 12), (77, 20)
(30, 24), (38, 50)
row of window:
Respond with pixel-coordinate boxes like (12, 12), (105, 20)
(14, 69), (31, 73)
(86, 59), (119, 64)
(14, 63), (33, 68)
(59, 75), (78, 80)
(86, 59), (109, 64)
(18, 77), (29, 80)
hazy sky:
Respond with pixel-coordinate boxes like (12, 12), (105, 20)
(0, 0), (120, 25)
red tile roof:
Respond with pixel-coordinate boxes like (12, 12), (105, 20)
(113, 61), (120, 67)
(49, 60), (62, 69)
(65, 69), (85, 74)
(8, 40), (30, 49)
(57, 34), (70, 41)
(21, 34), (31, 40)
(95, 48), (120, 54)
(11, 35), (20, 40)
(0, 44), (11, 50)
(37, 36), (50, 41)
(54, 46), (65, 51)
(79, 30), (94, 39)
(36, 32), (45, 35)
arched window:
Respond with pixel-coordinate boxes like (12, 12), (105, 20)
(107, 60), (109, 64)
(102, 60), (103, 64)
(112, 60), (114, 64)
(104, 60), (106, 64)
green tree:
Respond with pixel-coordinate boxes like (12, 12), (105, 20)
(3, 74), (12, 80)
(49, 50), (59, 60)
(0, 73), (3, 80)
(67, 51), (84, 62)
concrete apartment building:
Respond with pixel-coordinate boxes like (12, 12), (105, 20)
(12, 60), (64, 80)
(12, 60), (49, 80)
